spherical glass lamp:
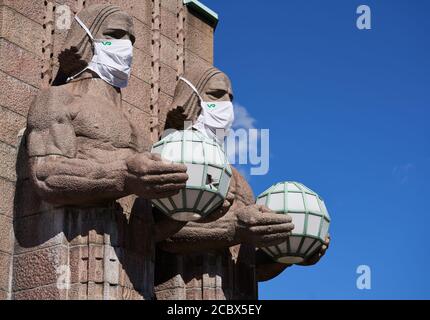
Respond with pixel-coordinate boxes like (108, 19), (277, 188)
(256, 181), (331, 264)
(151, 129), (232, 222)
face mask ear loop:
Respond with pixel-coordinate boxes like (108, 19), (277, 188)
(178, 77), (206, 132)
(74, 15), (95, 41)
(66, 16), (95, 83)
(179, 77), (204, 103)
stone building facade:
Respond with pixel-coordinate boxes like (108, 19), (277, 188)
(0, 0), (218, 300)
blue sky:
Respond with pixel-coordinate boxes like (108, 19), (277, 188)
(202, 0), (430, 299)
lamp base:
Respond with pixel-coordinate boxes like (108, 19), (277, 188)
(171, 212), (203, 222)
(276, 256), (305, 264)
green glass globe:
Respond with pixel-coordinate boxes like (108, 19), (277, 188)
(256, 181), (331, 264)
(151, 129), (232, 222)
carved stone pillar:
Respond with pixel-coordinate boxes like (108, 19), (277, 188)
(154, 245), (257, 300)
(12, 142), (155, 299)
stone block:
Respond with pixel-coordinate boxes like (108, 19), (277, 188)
(0, 142), (16, 182)
(131, 48), (151, 83)
(0, 178), (14, 218)
(12, 244), (68, 291)
(161, 7), (176, 41)
(69, 245), (88, 284)
(104, 245), (120, 285)
(0, 38), (42, 88)
(161, 0), (178, 14)
(0, 289), (8, 300)
(54, 0), (81, 12)
(160, 63), (177, 97)
(0, 5), (44, 57)
(122, 102), (151, 146)
(0, 0), (46, 25)
(186, 8), (213, 36)
(156, 287), (185, 300)
(87, 281), (104, 300)
(0, 252), (11, 291)
(122, 75), (151, 110)
(0, 106), (26, 147)
(0, 70), (39, 116)
(202, 287), (217, 300)
(88, 228), (104, 245)
(185, 22), (213, 63)
(0, 214), (13, 255)
(187, 287), (203, 300)
(68, 283), (88, 300)
(13, 284), (67, 300)
(160, 35), (177, 69)
(185, 49), (212, 76)
(88, 244), (104, 283)
(133, 18), (151, 54)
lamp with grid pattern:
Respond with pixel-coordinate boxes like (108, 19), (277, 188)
(256, 181), (331, 264)
(151, 130), (232, 222)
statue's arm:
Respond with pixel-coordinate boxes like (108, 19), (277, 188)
(26, 89), (188, 206)
(28, 156), (133, 206)
(156, 168), (294, 252)
(256, 235), (331, 282)
(255, 249), (290, 282)
(155, 205), (238, 251)
(26, 89), (130, 205)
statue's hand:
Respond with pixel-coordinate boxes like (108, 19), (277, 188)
(298, 234), (331, 266)
(234, 205), (294, 247)
(125, 152), (188, 199)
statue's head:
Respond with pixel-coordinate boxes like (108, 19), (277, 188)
(54, 4), (135, 85)
(165, 66), (234, 130)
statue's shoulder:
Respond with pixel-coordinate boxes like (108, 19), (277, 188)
(27, 85), (75, 130)
(232, 167), (255, 206)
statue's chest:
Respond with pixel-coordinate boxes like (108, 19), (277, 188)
(72, 100), (134, 148)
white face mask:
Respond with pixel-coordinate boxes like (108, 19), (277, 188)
(179, 77), (235, 144)
(67, 15), (133, 88)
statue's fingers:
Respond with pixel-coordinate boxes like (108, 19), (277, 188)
(152, 183), (187, 193)
(142, 173), (189, 184)
(147, 162), (188, 174)
(255, 232), (292, 247)
(320, 244), (328, 254)
(226, 191), (235, 203)
(249, 223), (295, 235)
(148, 153), (162, 161)
(325, 234), (331, 245)
(256, 205), (273, 213)
(254, 213), (293, 225)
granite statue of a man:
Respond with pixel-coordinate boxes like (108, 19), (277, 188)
(15, 4), (187, 300)
(154, 66), (330, 299)
(27, 6), (188, 204)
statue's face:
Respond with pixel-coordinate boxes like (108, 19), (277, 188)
(97, 11), (136, 44)
(201, 73), (233, 103)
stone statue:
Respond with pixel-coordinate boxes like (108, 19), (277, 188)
(12, 3), (328, 300)
(154, 66), (330, 299)
(28, 4), (188, 205)
(16, 4), (188, 300)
